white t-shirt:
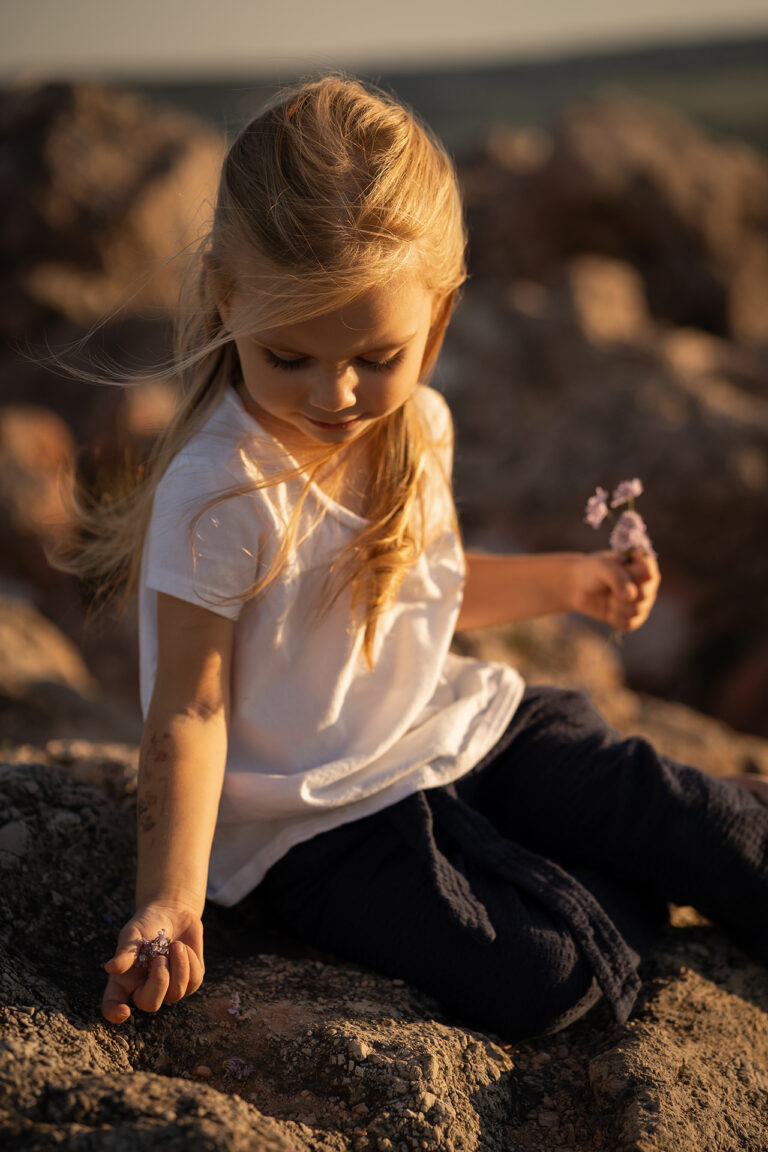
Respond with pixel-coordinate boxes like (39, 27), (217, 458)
(139, 385), (524, 905)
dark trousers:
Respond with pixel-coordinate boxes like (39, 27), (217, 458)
(255, 687), (768, 1042)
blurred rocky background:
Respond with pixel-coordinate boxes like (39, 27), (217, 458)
(2, 49), (768, 1151)
(1, 60), (766, 738)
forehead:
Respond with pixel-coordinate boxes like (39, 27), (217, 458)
(236, 275), (435, 352)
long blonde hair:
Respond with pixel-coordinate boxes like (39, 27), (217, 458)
(54, 74), (467, 663)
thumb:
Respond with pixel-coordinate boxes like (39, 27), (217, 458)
(104, 943), (139, 975)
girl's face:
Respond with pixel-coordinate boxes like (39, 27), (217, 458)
(223, 274), (439, 453)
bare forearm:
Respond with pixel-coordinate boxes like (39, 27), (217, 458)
(135, 709), (227, 916)
(456, 551), (583, 631)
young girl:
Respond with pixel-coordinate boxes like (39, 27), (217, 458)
(69, 76), (767, 1042)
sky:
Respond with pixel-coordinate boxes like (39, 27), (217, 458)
(3, 0), (768, 79)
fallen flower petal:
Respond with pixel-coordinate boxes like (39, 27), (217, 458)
(224, 1056), (254, 1080)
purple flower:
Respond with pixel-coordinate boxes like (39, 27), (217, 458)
(134, 928), (171, 968)
(609, 510), (655, 558)
(585, 487), (609, 529)
(224, 1056), (254, 1080)
(610, 478), (643, 508)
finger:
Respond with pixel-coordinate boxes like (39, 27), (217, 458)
(600, 555), (638, 601)
(102, 975), (132, 1024)
(133, 955), (170, 1014)
(104, 944), (140, 975)
(613, 596), (644, 629)
(165, 941), (190, 1004)
(626, 551), (659, 585)
(187, 947), (205, 997)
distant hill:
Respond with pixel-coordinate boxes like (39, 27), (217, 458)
(131, 34), (768, 156)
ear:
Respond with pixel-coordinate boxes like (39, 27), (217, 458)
(204, 254), (232, 330)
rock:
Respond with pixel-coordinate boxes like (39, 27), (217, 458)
(0, 821), (30, 859)
(0, 595), (140, 744)
(562, 256), (652, 346)
(0, 81), (218, 544)
(440, 277), (768, 730)
(0, 82), (223, 338)
(455, 616), (768, 779)
(462, 97), (768, 341)
(0, 406), (76, 589)
(0, 756), (521, 1151)
(451, 109), (768, 734)
(2, 661), (768, 1150)
(713, 639), (768, 740)
(0, 594), (93, 698)
(587, 932), (768, 1151)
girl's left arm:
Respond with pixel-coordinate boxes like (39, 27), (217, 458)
(455, 550), (660, 633)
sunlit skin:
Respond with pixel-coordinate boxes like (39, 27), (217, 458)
(221, 274), (439, 459)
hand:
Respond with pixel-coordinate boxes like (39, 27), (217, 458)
(568, 550), (660, 632)
(102, 901), (205, 1024)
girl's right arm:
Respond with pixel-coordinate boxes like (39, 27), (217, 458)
(102, 593), (234, 1024)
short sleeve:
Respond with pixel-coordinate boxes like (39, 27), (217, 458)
(144, 458), (264, 619)
(415, 385), (454, 477)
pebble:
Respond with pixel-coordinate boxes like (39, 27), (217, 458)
(194, 1065), (212, 1078)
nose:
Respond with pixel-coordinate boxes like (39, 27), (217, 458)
(309, 365), (358, 413)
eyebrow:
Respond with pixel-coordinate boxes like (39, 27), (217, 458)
(254, 332), (418, 358)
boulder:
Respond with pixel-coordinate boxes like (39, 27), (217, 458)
(461, 97), (768, 341)
(3, 630), (768, 1150)
(0, 406), (75, 590)
(440, 276), (768, 729)
(0, 595), (140, 744)
(0, 82), (223, 337)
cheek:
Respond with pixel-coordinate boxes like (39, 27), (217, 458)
(365, 371), (413, 413)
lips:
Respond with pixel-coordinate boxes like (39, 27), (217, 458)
(305, 415), (361, 430)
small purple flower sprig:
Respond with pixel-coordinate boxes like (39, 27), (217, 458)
(224, 1056), (254, 1081)
(585, 478), (655, 560)
(134, 928), (171, 968)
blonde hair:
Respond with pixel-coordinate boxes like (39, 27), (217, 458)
(54, 74), (467, 664)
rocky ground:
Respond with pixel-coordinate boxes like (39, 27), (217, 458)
(3, 597), (768, 1151)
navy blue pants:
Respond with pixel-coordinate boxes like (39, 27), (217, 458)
(254, 687), (768, 1041)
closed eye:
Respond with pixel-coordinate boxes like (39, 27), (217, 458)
(264, 350), (309, 372)
(264, 349), (405, 373)
(359, 350), (404, 373)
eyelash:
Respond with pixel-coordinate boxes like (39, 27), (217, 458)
(264, 350), (404, 373)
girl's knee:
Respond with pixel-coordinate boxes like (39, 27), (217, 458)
(453, 929), (600, 1042)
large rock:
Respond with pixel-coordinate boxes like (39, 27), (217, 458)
(0, 406), (76, 591)
(452, 103), (768, 736)
(0, 595), (140, 744)
(3, 647), (768, 1151)
(0, 80), (219, 492)
(441, 275), (768, 732)
(0, 82), (223, 337)
(461, 97), (768, 341)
